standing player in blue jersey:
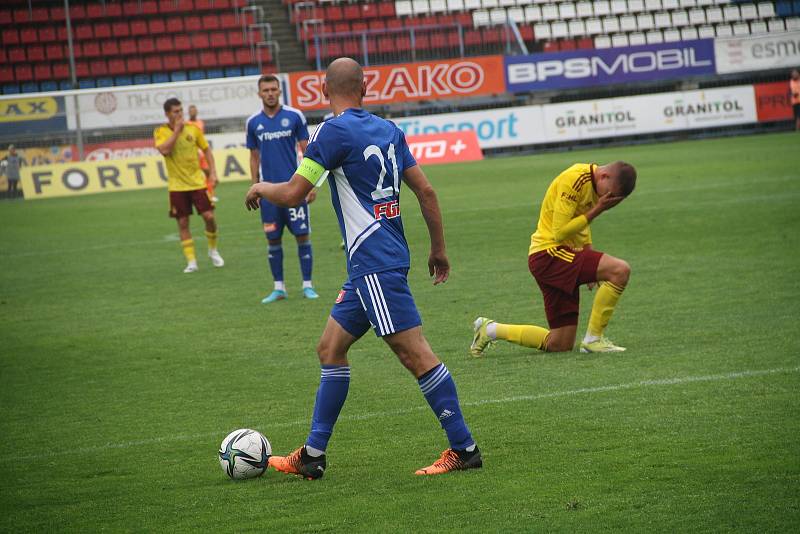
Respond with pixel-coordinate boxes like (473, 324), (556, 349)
(245, 58), (482, 478)
(246, 75), (319, 303)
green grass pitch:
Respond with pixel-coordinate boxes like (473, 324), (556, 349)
(1, 132), (799, 532)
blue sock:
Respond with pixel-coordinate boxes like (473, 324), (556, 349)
(306, 365), (351, 452)
(267, 243), (283, 285)
(298, 242), (313, 282)
(418, 363), (474, 450)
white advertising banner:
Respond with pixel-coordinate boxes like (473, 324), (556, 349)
(714, 31), (800, 74)
(65, 74), (290, 130)
(661, 85), (757, 129)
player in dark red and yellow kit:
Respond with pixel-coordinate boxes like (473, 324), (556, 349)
(471, 161), (636, 354)
(155, 97), (224, 273)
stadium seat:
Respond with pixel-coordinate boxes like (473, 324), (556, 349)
(594, 34), (612, 47)
(46, 43), (64, 60)
(602, 15), (620, 32)
(40, 81), (58, 92)
(20, 28), (38, 44)
(52, 63), (70, 79)
(127, 57), (146, 74)
(508, 7), (525, 23)
(149, 19), (167, 34)
(749, 20), (767, 33)
(593, 0), (611, 16)
(628, 0), (645, 13)
(680, 26), (698, 39)
(637, 13), (655, 29)
(552, 20), (569, 37)
(767, 18), (786, 31)
(672, 10), (689, 26)
(181, 52), (200, 69)
(473, 9), (491, 25)
(786, 17), (800, 30)
(723, 5), (740, 21)
(715, 23), (733, 36)
(620, 14), (636, 30)
(534, 21), (552, 39)
(50, 6), (66, 21)
(542, 4), (559, 20)
(611, 33), (628, 46)
(174, 35), (192, 51)
(645, 29), (663, 42)
(145, 55), (164, 72)
(490, 8), (508, 24)
(577, 1), (594, 17)
(82, 41), (102, 58)
(757, 2), (775, 17)
(96, 77), (114, 88)
(610, 0), (627, 14)
(661, 0), (678, 9)
(569, 19), (587, 36)
(139, 38), (157, 55)
(32, 63), (51, 82)
(586, 18), (603, 33)
(8, 47), (25, 63)
(662, 27), (681, 40)
(559, 2), (577, 18)
(645, 0), (662, 11)
(696, 0), (712, 6)
(163, 54), (181, 71)
(697, 24), (715, 37)
(628, 31), (646, 45)
(739, 3), (757, 19)
(525, 5), (542, 22)
(706, 6), (723, 23)
(732, 21), (749, 34)
(112, 22), (131, 38)
(679, 0), (695, 7)
(170, 71), (188, 82)
(39, 27), (57, 43)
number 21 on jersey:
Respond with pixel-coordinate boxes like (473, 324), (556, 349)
(364, 143), (399, 201)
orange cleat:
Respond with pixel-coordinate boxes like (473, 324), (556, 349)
(414, 447), (482, 475)
(268, 446), (326, 480)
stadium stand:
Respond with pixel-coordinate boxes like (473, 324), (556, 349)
(1, 0), (276, 94)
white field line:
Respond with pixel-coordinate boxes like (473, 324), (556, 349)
(5, 366), (798, 463)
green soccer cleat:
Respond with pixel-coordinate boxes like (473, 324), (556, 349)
(579, 337), (626, 353)
(261, 290), (288, 304)
(470, 317), (495, 357)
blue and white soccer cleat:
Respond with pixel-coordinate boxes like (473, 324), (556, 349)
(302, 287), (320, 299)
(261, 290), (288, 304)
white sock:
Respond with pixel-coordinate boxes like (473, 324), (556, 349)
(305, 445), (325, 457)
(274, 281), (285, 291)
(583, 333), (600, 343)
(302, 280), (313, 289)
(486, 322), (497, 340)
(187, 260), (198, 268)
(465, 444), (476, 452)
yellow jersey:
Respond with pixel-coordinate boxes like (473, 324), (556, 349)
(529, 163), (599, 255)
(153, 123), (209, 191)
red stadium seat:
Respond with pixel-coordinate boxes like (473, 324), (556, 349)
(519, 25), (534, 42)
(174, 35), (191, 51)
(112, 22), (131, 38)
(342, 39), (360, 56)
(52, 63), (70, 80)
(185, 15), (201, 32)
(576, 37), (593, 49)
(352, 21), (368, 32)
(131, 20), (149, 36)
(9, 47), (26, 62)
(464, 29), (482, 46)
(145, 55), (164, 72)
(120, 38), (138, 55)
(108, 59), (127, 76)
(227, 31), (245, 47)
(123, 1), (140, 16)
(30, 8), (49, 22)
(220, 13), (238, 29)
(87, 4), (105, 19)
(20, 28), (38, 44)
(325, 6), (343, 21)
(127, 57), (145, 74)
(455, 13), (472, 26)
(305, 44), (318, 61)
(438, 14), (456, 24)
(38, 26), (57, 43)
(210, 31), (228, 46)
(199, 50), (218, 67)
(334, 22), (350, 33)
(396, 35), (412, 52)
(74, 61), (89, 78)
(141, 1), (158, 15)
(377, 36), (393, 53)
(12, 9), (29, 23)
(343, 5), (360, 20)
(181, 52), (199, 69)
(369, 20), (387, 31)
(323, 42), (343, 59)
(217, 50), (236, 66)
(159, 0), (185, 14)
(163, 54), (181, 71)
(0, 10), (11, 25)
(483, 27), (503, 44)
(34, 64), (52, 81)
(378, 2), (396, 18)
(91, 59), (109, 77)
(104, 41), (120, 56)
(74, 24), (93, 41)
(106, 3), (123, 17)
(138, 37), (157, 55)
(149, 19), (167, 34)
(235, 48), (252, 65)
(69, 4), (87, 20)
(431, 32), (447, 48)
(543, 41), (558, 53)
(386, 18), (403, 30)
(257, 47), (272, 63)
(360, 4), (379, 19)
(82, 42), (102, 58)
(46, 44), (64, 60)
(57, 26), (69, 41)
(27, 45), (45, 62)
(0, 66), (13, 84)
(559, 39), (577, 51)
(50, 6), (66, 21)
(95, 23), (112, 40)
(191, 33), (210, 49)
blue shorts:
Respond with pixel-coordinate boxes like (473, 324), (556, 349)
(260, 198), (311, 240)
(331, 269), (422, 338)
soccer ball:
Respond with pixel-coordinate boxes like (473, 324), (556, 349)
(218, 428), (271, 480)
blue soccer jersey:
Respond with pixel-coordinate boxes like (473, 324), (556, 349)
(303, 108), (418, 279)
(245, 106), (309, 182)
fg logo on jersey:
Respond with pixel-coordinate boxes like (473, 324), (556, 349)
(374, 200), (400, 220)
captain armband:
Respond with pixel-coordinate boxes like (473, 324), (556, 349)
(295, 157), (327, 185)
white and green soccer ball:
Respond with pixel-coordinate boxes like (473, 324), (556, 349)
(218, 429), (271, 480)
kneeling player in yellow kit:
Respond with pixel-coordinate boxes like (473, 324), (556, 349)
(471, 161), (636, 355)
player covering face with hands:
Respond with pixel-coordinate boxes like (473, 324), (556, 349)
(245, 57), (481, 478)
(471, 161), (636, 356)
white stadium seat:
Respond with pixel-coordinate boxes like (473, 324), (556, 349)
(542, 3), (559, 20)
(661, 0), (678, 9)
(412, 0), (431, 15)
(535, 0), (550, 5)
(586, 17), (604, 33)
(430, 0), (447, 12)
(697, 24), (715, 37)
(757, 1), (775, 18)
(706, 6), (723, 23)
(577, 1), (594, 17)
(595, 34), (612, 47)
(602, 15), (621, 32)
(628, 31), (646, 44)
(628, 0), (645, 13)
(689, 8), (706, 24)
(714, 0), (731, 5)
(732, 21), (749, 34)
(679, 0), (695, 8)
(786, 17), (800, 30)
(447, 0), (466, 11)
(524, 5), (543, 22)
(482, 0), (499, 9)
(396, 1), (413, 17)
(645, 29), (663, 43)
(714, 23), (733, 36)
(671, 9), (689, 26)
(663, 27), (681, 40)
(654, 11), (671, 27)
(464, 0), (482, 10)
(489, 7), (508, 24)
(533, 21), (552, 39)
(620, 14), (637, 30)
(473, 9), (491, 26)
(610, 0), (627, 14)
(507, 7), (525, 23)
(551, 20), (569, 37)
(594, 0), (612, 16)
(696, 0), (713, 6)
(637, 13), (655, 29)
(569, 19), (587, 35)
(723, 5), (740, 22)
(559, 2), (577, 19)
(767, 18), (786, 32)
(645, 0), (662, 11)
(749, 20), (767, 33)
(680, 26), (698, 39)
(739, 3), (757, 20)
(499, 0), (516, 8)
(611, 33), (629, 46)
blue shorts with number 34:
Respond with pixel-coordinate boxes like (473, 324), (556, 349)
(259, 198), (310, 240)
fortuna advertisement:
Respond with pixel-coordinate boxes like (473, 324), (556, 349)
(715, 31), (800, 75)
(287, 56), (506, 110)
(505, 40), (716, 92)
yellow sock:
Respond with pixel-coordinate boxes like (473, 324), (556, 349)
(495, 323), (550, 350)
(204, 230), (218, 250)
(181, 238), (196, 263)
(587, 281), (625, 337)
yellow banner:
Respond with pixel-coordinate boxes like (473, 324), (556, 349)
(20, 148), (251, 200)
(0, 97), (61, 122)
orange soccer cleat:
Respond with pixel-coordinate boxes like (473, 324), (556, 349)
(268, 446), (326, 480)
(414, 447), (483, 476)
